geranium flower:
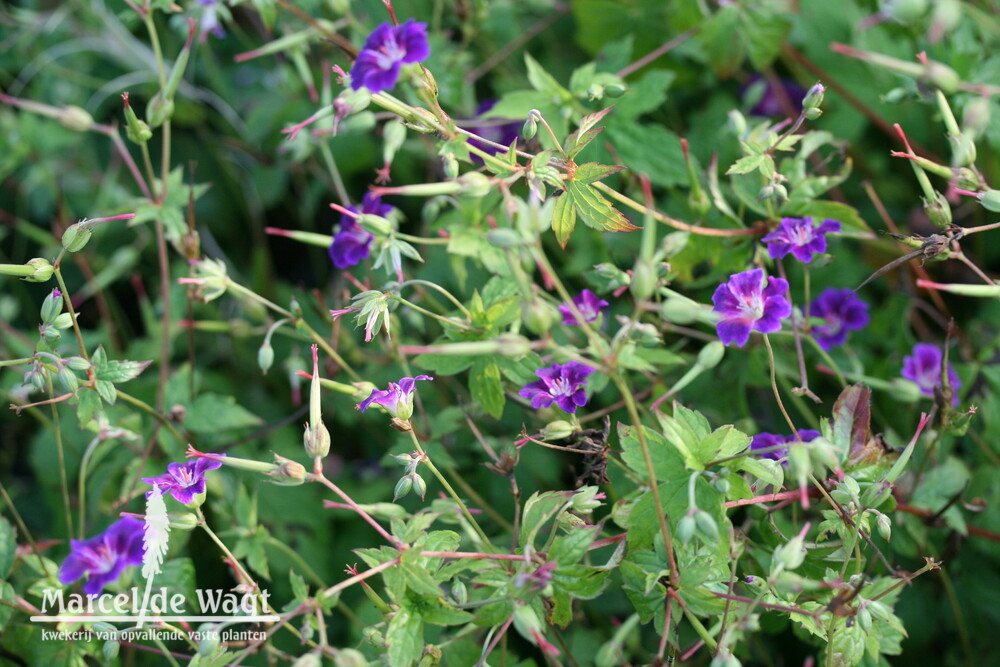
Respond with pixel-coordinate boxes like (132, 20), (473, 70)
(142, 456), (225, 505)
(761, 217), (841, 263)
(329, 192), (391, 269)
(558, 289), (609, 325)
(58, 517), (145, 595)
(350, 20), (430, 94)
(901, 343), (960, 405)
(750, 429), (820, 462)
(519, 361), (595, 414)
(712, 269), (790, 347)
(358, 375), (433, 420)
(810, 288), (870, 350)
(466, 100), (522, 161)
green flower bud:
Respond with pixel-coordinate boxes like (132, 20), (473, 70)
(630, 260), (657, 301)
(411, 473), (427, 500)
(383, 119), (407, 161)
(122, 92), (152, 144)
(304, 422), (331, 458)
(775, 533), (807, 570)
(802, 82), (825, 110)
(677, 513), (697, 544)
(257, 340), (274, 375)
(393, 475), (413, 501)
(694, 510), (719, 541)
(102, 640), (120, 661)
(292, 652), (321, 667)
(521, 297), (561, 335)
(64, 356), (90, 372)
(697, 341), (725, 369)
(930, 0), (962, 38)
(53, 313), (73, 330)
(496, 333), (532, 358)
(587, 83), (605, 100)
(450, 580), (468, 605)
(804, 108), (822, 121)
(962, 97), (989, 138)
(949, 132), (976, 167)
(977, 189), (1000, 212)
(921, 60), (960, 94)
(333, 648), (369, 667)
(146, 90), (175, 129)
(883, 0), (929, 24)
(358, 214), (393, 236)
(458, 171), (491, 198)
(362, 626), (384, 647)
(542, 420), (575, 440)
(57, 366), (79, 394)
(486, 228), (525, 248)
(61, 223), (93, 252)
(875, 511), (892, 542)
(923, 190), (952, 227)
(59, 106), (94, 132)
(268, 455), (308, 485)
(40, 289), (63, 324)
(857, 606), (873, 634)
(727, 110), (747, 137)
(522, 116), (538, 140)
(24, 258), (54, 283)
(604, 83), (626, 98)
(168, 512), (199, 530)
(660, 297), (706, 325)
(442, 153), (459, 179)
(713, 476), (731, 494)
(41, 323), (61, 345)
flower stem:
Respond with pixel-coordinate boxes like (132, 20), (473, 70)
(314, 473), (402, 548)
(53, 267), (89, 363)
(762, 334), (801, 440)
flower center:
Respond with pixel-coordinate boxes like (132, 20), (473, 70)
(737, 291), (764, 319)
(547, 377), (573, 397)
(376, 33), (406, 68)
(173, 466), (196, 489)
(85, 543), (117, 574)
(790, 223), (813, 245)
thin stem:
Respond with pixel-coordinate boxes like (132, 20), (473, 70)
(314, 473), (402, 548)
(45, 375), (74, 541)
(153, 218), (171, 412)
(53, 267), (90, 363)
(398, 279), (474, 321)
(395, 232), (450, 245)
(393, 295), (474, 331)
(593, 182), (757, 237)
(407, 429), (492, 545)
(116, 390), (185, 444)
(617, 28), (698, 78)
(762, 335), (800, 439)
(0, 481), (55, 579)
(319, 143), (350, 206)
(962, 219), (1000, 235)
(321, 557), (400, 599)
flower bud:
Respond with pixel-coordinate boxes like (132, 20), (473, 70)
(383, 119), (407, 161)
(59, 106), (94, 132)
(802, 82), (825, 111)
(875, 511), (892, 542)
(61, 222), (93, 252)
(977, 189), (1000, 212)
(883, 0), (929, 24)
(410, 473), (427, 500)
(268, 455), (307, 485)
(713, 476), (730, 494)
(930, 0), (962, 39)
(522, 116), (538, 140)
(677, 513), (697, 544)
(122, 92), (152, 144)
(451, 580), (468, 605)
(41, 324), (61, 345)
(304, 422), (331, 458)
(571, 486), (604, 512)
(357, 213), (392, 236)
(923, 190), (952, 227)
(630, 259), (657, 301)
(53, 313), (73, 330)
(393, 474), (414, 501)
(442, 153), (460, 179)
(660, 297), (706, 325)
(102, 640), (121, 661)
(697, 341), (725, 369)
(542, 420), (575, 441)
(774, 532), (807, 571)
(292, 653), (321, 667)
(694, 510), (719, 541)
(727, 110), (747, 137)
(57, 366), (79, 394)
(24, 258), (54, 283)
(65, 356), (90, 372)
(857, 606), (873, 634)
(604, 83), (626, 98)
(146, 90), (175, 129)
(949, 132), (976, 167)
(590, 262), (631, 291)
(257, 340), (275, 375)
(486, 228), (525, 248)
(921, 60), (960, 93)
(521, 297), (561, 335)
(458, 172), (492, 198)
(40, 289), (63, 324)
(168, 512), (199, 530)
(496, 333), (532, 358)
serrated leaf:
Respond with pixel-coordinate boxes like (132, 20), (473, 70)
(387, 606), (424, 666)
(289, 569), (308, 602)
(94, 358), (152, 384)
(520, 490), (572, 550)
(75, 388), (102, 424)
(695, 425), (751, 465)
(183, 393), (264, 434)
(618, 423), (688, 483)
(549, 525), (601, 566)
(470, 358), (504, 419)
(525, 53), (570, 100)
(573, 162), (626, 184)
(568, 181), (639, 232)
(565, 126), (606, 159)
(726, 152), (768, 176)
(606, 123), (688, 188)
(94, 379), (117, 405)
(579, 106), (615, 134)
(552, 191), (577, 248)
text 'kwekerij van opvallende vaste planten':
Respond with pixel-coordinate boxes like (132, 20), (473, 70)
(3, 0), (1000, 665)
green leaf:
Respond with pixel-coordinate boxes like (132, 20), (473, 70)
(183, 393), (264, 434)
(606, 122), (688, 188)
(409, 593), (475, 626)
(76, 388), (102, 423)
(552, 191), (577, 248)
(552, 564), (611, 599)
(567, 181), (640, 233)
(618, 423), (688, 484)
(779, 200), (872, 237)
(470, 358), (504, 419)
(620, 560), (666, 623)
(94, 379), (117, 405)
(614, 70), (676, 119)
(525, 53), (571, 101)
(0, 516), (15, 580)
(520, 490), (572, 550)
(738, 457), (784, 488)
(573, 162), (626, 184)
(694, 425), (751, 466)
(578, 106), (616, 135)
(700, 5), (743, 77)
(549, 525), (601, 565)
(741, 4), (793, 70)
(386, 606), (424, 667)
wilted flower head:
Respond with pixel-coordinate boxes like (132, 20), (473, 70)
(142, 456), (225, 505)
(58, 517), (145, 594)
(358, 375), (433, 420)
(712, 269), (790, 347)
(329, 193), (391, 269)
(810, 288), (870, 350)
(350, 20), (430, 94)
(761, 217), (841, 263)
(901, 343), (960, 405)
(519, 361), (595, 414)
(750, 429), (820, 461)
(558, 289), (609, 325)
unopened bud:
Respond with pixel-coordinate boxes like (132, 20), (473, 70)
(694, 510), (719, 541)
(59, 106), (93, 132)
(102, 640), (121, 661)
(333, 648), (369, 667)
(522, 116), (538, 140)
(802, 82), (825, 110)
(727, 110), (747, 137)
(930, 0), (962, 39)
(775, 532), (807, 571)
(358, 214), (392, 236)
(921, 60), (960, 93)
(122, 92), (152, 144)
(758, 183), (788, 203)
(61, 223), (93, 252)
(521, 297), (561, 335)
(977, 189), (1000, 212)
(542, 420), (575, 441)
(677, 513), (697, 544)
(604, 83), (626, 98)
(40, 289), (63, 324)
(697, 341), (725, 369)
(383, 119), (407, 160)
(292, 653), (321, 667)
(410, 473), (426, 499)
(486, 228), (524, 248)
(24, 258), (54, 283)
(146, 90), (174, 129)
(496, 333), (531, 358)
(451, 580), (468, 605)
(304, 422), (331, 458)
(923, 190), (952, 227)
(883, 0), (929, 24)
(458, 172), (491, 198)
(168, 512), (199, 530)
(52, 313), (73, 330)
(269, 455), (307, 485)
(875, 511), (892, 542)
(258, 341), (275, 374)
(393, 474), (413, 501)
(949, 132), (976, 167)
(57, 366), (79, 394)
(442, 153), (459, 179)
(660, 297), (706, 325)
(630, 260), (657, 301)
(65, 356), (90, 372)
(857, 606), (873, 634)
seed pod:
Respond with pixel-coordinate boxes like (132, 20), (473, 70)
(61, 223), (93, 252)
(40, 290), (63, 324)
(24, 258), (54, 283)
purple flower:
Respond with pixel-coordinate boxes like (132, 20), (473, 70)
(142, 456), (225, 505)
(198, 0), (225, 41)
(750, 429), (820, 462)
(901, 343), (961, 406)
(558, 290), (609, 325)
(712, 269), (791, 347)
(329, 193), (391, 269)
(743, 76), (807, 117)
(519, 361), (595, 414)
(810, 288), (870, 350)
(761, 217), (841, 263)
(358, 375), (433, 420)
(58, 517), (145, 595)
(350, 20), (430, 94)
